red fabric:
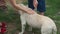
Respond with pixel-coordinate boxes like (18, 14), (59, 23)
(2, 22), (6, 28)
(0, 22), (7, 34)
(1, 28), (6, 33)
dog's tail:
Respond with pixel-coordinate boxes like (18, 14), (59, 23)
(52, 26), (57, 34)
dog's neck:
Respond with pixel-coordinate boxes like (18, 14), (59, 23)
(19, 10), (37, 15)
(19, 10), (39, 19)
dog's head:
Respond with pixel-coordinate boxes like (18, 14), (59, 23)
(18, 4), (29, 15)
(18, 4), (37, 15)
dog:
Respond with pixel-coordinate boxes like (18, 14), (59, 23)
(18, 4), (57, 34)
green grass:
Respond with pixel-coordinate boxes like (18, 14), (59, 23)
(46, 0), (60, 34)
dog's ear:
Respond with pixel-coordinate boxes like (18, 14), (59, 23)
(18, 4), (28, 15)
(19, 4), (31, 10)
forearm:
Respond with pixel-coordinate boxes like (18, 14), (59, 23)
(9, 0), (30, 12)
(12, 4), (32, 12)
(9, 0), (35, 14)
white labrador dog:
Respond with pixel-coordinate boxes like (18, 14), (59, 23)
(18, 4), (57, 34)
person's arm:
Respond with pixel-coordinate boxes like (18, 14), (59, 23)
(33, 0), (38, 8)
(9, 0), (26, 11)
(9, 0), (35, 14)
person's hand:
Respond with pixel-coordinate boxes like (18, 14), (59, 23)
(19, 4), (36, 15)
(33, 0), (38, 8)
(26, 9), (36, 15)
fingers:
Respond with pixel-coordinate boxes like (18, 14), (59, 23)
(27, 10), (36, 15)
(33, 0), (38, 8)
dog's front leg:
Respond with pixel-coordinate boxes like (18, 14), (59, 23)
(19, 15), (26, 34)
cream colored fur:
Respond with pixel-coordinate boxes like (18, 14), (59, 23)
(18, 4), (57, 34)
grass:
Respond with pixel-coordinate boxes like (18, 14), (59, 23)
(0, 0), (60, 34)
(46, 0), (60, 34)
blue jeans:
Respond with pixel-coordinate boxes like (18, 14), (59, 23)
(28, 0), (46, 12)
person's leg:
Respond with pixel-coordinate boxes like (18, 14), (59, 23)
(38, 12), (45, 15)
(28, 0), (35, 10)
(37, 0), (46, 15)
(28, 0), (35, 33)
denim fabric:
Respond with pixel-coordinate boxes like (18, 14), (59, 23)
(28, 0), (46, 12)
